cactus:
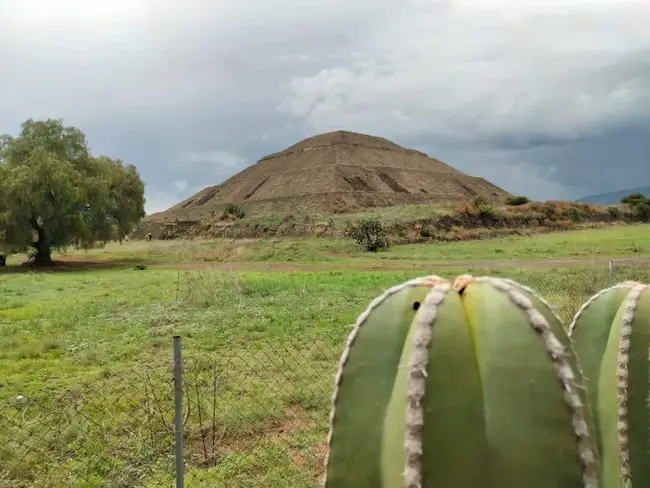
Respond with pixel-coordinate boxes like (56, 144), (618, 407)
(570, 281), (650, 488)
(324, 274), (599, 488)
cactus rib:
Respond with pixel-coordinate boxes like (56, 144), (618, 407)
(404, 282), (452, 488)
(616, 283), (646, 486)
(324, 275), (446, 487)
(568, 282), (641, 335)
(481, 277), (600, 488)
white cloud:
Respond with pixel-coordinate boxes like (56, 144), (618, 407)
(280, 0), (650, 145)
(1, 0), (648, 202)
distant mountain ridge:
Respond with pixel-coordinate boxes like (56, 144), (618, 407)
(577, 186), (650, 205)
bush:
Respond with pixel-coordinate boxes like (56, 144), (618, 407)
(564, 206), (586, 222)
(455, 202), (474, 215)
(506, 196), (530, 206)
(224, 203), (246, 219)
(349, 217), (389, 252)
(621, 193), (648, 206)
(607, 206), (620, 219)
(633, 202), (650, 221)
(420, 226), (434, 238)
(472, 196), (498, 219)
(133, 263), (147, 271)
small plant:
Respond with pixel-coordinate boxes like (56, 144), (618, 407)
(224, 203), (246, 219)
(133, 263), (147, 271)
(506, 195), (530, 206)
(606, 206), (620, 219)
(472, 196), (498, 219)
(419, 225), (434, 238)
(564, 206), (585, 222)
(348, 217), (389, 252)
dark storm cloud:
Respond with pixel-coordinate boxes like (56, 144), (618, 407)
(1, 0), (649, 212)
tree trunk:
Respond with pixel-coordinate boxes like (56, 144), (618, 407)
(31, 217), (53, 266)
(33, 246), (52, 266)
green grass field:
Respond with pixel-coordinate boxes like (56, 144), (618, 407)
(1, 224), (650, 486)
(7, 223), (645, 267)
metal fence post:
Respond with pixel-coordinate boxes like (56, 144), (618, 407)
(609, 259), (615, 286)
(173, 336), (185, 488)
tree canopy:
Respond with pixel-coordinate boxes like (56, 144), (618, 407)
(621, 192), (650, 221)
(0, 118), (146, 264)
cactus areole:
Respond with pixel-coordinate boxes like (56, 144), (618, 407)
(323, 275), (600, 488)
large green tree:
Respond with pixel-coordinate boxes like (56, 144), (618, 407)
(0, 119), (146, 265)
(621, 192), (650, 221)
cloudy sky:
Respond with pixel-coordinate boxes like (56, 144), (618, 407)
(1, 0), (649, 213)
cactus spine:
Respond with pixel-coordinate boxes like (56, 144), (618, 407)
(570, 282), (650, 488)
(324, 274), (599, 488)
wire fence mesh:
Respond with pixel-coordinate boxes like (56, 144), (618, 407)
(1, 260), (650, 487)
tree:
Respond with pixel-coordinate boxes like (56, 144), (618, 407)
(621, 193), (650, 222)
(621, 193), (648, 206)
(0, 119), (146, 265)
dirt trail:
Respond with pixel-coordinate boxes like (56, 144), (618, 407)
(152, 257), (650, 272)
(6, 256), (649, 274)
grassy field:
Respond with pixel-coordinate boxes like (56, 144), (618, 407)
(4, 223), (645, 267)
(1, 224), (650, 486)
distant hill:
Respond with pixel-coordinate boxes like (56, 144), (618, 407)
(148, 130), (512, 222)
(577, 186), (650, 205)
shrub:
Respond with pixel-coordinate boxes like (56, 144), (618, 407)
(607, 206), (620, 219)
(349, 217), (389, 252)
(420, 226), (434, 238)
(506, 195), (530, 206)
(455, 202), (474, 215)
(472, 196), (498, 219)
(564, 206), (585, 222)
(621, 193), (650, 221)
(224, 203), (246, 219)
(621, 193), (648, 206)
(543, 203), (560, 220)
(133, 263), (147, 271)
(633, 202), (650, 221)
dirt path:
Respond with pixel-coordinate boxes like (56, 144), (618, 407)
(152, 257), (650, 272)
(6, 256), (649, 274)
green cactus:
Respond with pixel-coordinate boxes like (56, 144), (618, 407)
(570, 281), (650, 488)
(324, 274), (599, 488)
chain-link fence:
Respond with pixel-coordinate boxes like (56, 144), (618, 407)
(2, 260), (650, 487)
(0, 337), (341, 488)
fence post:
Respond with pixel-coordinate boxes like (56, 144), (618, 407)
(173, 336), (185, 488)
(609, 259), (615, 286)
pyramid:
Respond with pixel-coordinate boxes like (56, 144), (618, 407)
(151, 130), (511, 221)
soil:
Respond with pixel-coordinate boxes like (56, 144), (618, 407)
(152, 257), (650, 272)
(7, 255), (648, 274)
